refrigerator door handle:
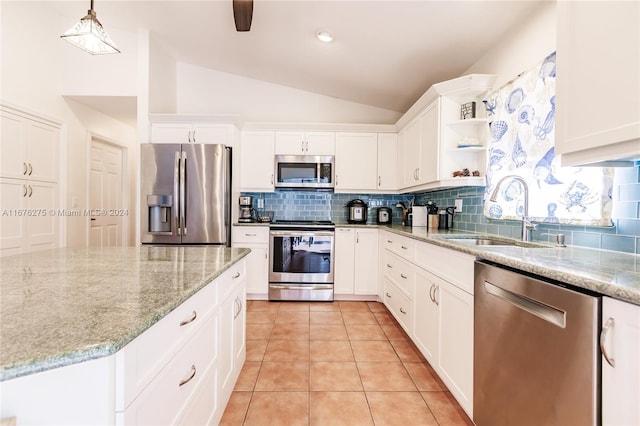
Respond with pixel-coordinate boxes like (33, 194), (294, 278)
(180, 150), (187, 235)
(174, 151), (181, 236)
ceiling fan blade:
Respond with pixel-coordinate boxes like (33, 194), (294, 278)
(233, 0), (253, 32)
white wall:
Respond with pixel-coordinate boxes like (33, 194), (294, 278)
(462, 1), (557, 89)
(149, 34), (177, 114)
(176, 62), (402, 124)
(1, 2), (138, 247)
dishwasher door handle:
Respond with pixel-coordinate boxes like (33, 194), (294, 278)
(484, 280), (566, 328)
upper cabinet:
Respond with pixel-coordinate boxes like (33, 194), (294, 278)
(1, 108), (59, 183)
(555, 0), (640, 166)
(275, 131), (335, 155)
(149, 115), (238, 145)
(334, 132), (398, 192)
(396, 74), (495, 192)
(240, 130), (275, 192)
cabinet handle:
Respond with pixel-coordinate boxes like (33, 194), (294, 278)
(386, 264), (392, 268)
(385, 292), (391, 298)
(23, 162), (28, 175)
(400, 307), (407, 314)
(378, 176), (381, 187)
(429, 284), (435, 303)
(192, 130), (196, 143)
(600, 317), (615, 367)
(245, 233), (257, 237)
(335, 174), (338, 186)
(232, 272), (241, 279)
(400, 273), (408, 279)
(27, 185), (33, 197)
(28, 163), (33, 175)
(178, 365), (197, 387)
(434, 285), (439, 306)
(356, 232), (359, 244)
(387, 240), (392, 243)
(401, 245), (408, 250)
(179, 310), (197, 326)
(234, 296), (243, 319)
(23, 185), (28, 197)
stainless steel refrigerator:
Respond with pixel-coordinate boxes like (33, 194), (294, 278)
(140, 144), (231, 245)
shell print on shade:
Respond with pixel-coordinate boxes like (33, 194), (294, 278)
(488, 148), (506, 170)
(506, 88), (525, 113)
(482, 98), (497, 116)
(490, 120), (508, 141)
(533, 96), (555, 140)
(511, 134), (527, 168)
(534, 147), (563, 188)
(488, 203), (503, 219)
(518, 105), (535, 125)
(559, 181), (600, 213)
(539, 51), (556, 83)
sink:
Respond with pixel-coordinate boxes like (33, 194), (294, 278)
(441, 237), (548, 248)
(445, 238), (519, 246)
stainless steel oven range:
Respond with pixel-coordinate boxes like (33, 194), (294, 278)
(269, 220), (335, 301)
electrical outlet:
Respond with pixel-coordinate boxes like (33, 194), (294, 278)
(455, 199), (463, 211)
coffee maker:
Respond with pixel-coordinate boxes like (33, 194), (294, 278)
(238, 196), (255, 223)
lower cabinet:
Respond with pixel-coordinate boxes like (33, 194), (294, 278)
(334, 227), (379, 297)
(232, 226), (269, 298)
(601, 297), (640, 426)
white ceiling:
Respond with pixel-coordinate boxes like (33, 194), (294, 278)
(48, 0), (547, 121)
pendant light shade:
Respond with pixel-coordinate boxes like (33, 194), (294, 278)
(60, 0), (120, 55)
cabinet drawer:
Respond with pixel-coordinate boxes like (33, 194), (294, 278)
(415, 242), (475, 294)
(119, 311), (218, 425)
(232, 226), (269, 244)
(115, 281), (219, 410)
(383, 250), (414, 299)
(218, 259), (247, 303)
(382, 232), (416, 260)
(383, 279), (413, 335)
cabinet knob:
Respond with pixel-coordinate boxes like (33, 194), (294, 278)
(400, 273), (408, 279)
(385, 292), (391, 298)
(400, 307), (407, 314)
(232, 272), (241, 279)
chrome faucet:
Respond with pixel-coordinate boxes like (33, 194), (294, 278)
(489, 175), (537, 241)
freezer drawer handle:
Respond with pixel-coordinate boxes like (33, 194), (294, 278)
(484, 280), (566, 328)
(600, 317), (615, 367)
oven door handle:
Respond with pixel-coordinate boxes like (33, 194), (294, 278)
(270, 284), (334, 290)
(270, 231), (335, 237)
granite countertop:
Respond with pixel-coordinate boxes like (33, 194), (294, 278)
(0, 246), (250, 382)
(379, 224), (640, 306)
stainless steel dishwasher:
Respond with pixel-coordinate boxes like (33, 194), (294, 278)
(474, 260), (600, 426)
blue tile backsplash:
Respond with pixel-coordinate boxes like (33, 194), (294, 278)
(243, 166), (640, 254)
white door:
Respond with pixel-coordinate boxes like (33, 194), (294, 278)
(89, 139), (124, 247)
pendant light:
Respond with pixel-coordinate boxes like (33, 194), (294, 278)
(60, 0), (120, 55)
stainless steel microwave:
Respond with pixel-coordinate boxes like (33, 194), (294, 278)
(274, 155), (334, 190)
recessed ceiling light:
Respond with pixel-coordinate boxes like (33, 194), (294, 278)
(316, 31), (333, 43)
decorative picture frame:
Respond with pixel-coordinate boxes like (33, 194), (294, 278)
(460, 101), (476, 120)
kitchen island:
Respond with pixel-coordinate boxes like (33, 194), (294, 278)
(0, 245), (250, 425)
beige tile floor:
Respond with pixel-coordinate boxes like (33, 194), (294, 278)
(220, 300), (474, 426)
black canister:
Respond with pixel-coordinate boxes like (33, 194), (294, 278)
(438, 210), (449, 230)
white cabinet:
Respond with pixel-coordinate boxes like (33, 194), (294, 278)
(334, 132), (398, 192)
(151, 122), (234, 145)
(232, 226), (269, 297)
(275, 131), (335, 155)
(396, 74), (495, 191)
(601, 297), (640, 426)
(0, 179), (58, 256)
(399, 99), (439, 188)
(377, 133), (398, 190)
(413, 269), (439, 365)
(335, 133), (378, 191)
(334, 227), (379, 296)
(1, 107), (59, 257)
(239, 130), (275, 192)
(218, 277), (246, 414)
(555, 1), (640, 166)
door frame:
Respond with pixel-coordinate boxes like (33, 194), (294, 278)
(86, 133), (129, 247)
